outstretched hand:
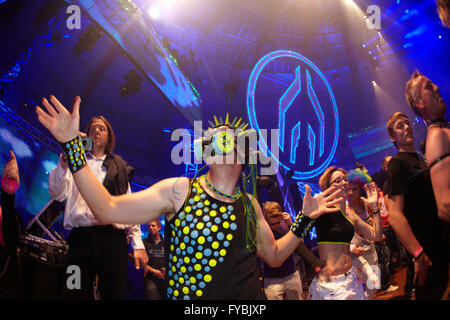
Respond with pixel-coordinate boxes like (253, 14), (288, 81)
(302, 184), (344, 219)
(35, 95), (81, 143)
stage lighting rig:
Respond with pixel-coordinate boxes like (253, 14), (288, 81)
(120, 70), (143, 98)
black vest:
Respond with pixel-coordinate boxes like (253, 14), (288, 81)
(102, 153), (134, 195)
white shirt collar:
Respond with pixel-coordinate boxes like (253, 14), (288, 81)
(86, 152), (107, 161)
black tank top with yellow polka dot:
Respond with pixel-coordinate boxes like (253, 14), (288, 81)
(164, 178), (264, 300)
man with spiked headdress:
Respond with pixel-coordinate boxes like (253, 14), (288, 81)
(35, 95), (345, 299)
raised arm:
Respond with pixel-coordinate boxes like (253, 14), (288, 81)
(35, 95), (187, 224)
(48, 155), (70, 201)
(1, 150), (24, 248)
(252, 195), (301, 268)
(426, 127), (450, 222)
(65, 158), (187, 224)
(353, 183), (382, 242)
(255, 184), (344, 267)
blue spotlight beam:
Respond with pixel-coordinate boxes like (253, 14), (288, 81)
(363, 0), (437, 47)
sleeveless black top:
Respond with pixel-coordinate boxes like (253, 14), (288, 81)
(164, 179), (265, 300)
(315, 209), (355, 245)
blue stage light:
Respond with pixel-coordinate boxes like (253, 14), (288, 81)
(247, 50), (339, 180)
(404, 25), (427, 39)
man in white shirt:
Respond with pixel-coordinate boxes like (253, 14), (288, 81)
(49, 116), (148, 299)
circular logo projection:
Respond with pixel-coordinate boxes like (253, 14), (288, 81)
(247, 50), (339, 180)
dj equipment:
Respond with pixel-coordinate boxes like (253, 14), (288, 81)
(18, 233), (68, 265)
(0, 199), (69, 299)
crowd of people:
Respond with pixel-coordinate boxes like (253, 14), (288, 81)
(0, 72), (448, 301)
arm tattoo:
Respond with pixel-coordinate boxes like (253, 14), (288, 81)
(172, 177), (183, 200)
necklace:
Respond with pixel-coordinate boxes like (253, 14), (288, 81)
(426, 118), (448, 128)
(202, 174), (241, 200)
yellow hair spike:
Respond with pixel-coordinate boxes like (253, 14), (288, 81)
(225, 113), (230, 125)
(214, 115), (219, 126)
(235, 117), (242, 128)
(241, 123), (249, 131)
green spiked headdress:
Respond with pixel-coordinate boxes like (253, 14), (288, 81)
(191, 114), (259, 253)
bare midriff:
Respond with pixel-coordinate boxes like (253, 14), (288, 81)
(318, 242), (352, 276)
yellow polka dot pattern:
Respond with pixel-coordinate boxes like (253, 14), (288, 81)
(61, 136), (87, 173)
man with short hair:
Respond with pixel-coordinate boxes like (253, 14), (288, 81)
(49, 114), (148, 299)
(405, 71), (449, 222)
(261, 201), (303, 300)
(142, 219), (166, 300)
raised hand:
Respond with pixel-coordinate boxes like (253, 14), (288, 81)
(35, 95), (81, 143)
(364, 182), (380, 210)
(302, 184), (344, 219)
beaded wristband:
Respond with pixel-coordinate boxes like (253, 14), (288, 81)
(290, 212), (315, 238)
(61, 136), (87, 174)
